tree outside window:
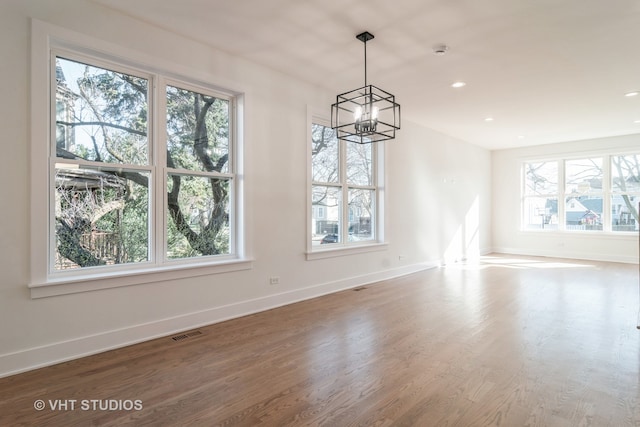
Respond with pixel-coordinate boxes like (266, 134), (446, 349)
(54, 55), (234, 271)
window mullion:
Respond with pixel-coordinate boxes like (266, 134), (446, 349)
(166, 168), (233, 179)
(374, 142), (382, 242)
(559, 160), (566, 231)
(340, 141), (349, 243)
(154, 75), (166, 265)
(312, 182), (342, 188)
(48, 51), (58, 275)
(602, 155), (610, 232)
(347, 184), (376, 191)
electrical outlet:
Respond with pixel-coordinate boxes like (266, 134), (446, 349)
(269, 276), (280, 285)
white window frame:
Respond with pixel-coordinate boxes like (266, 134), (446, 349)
(306, 108), (387, 260)
(30, 20), (250, 298)
(521, 150), (640, 235)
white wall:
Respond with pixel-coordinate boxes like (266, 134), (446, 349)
(492, 133), (640, 263)
(0, 0), (492, 377)
(388, 122), (492, 266)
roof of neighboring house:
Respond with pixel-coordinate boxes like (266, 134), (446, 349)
(581, 198), (603, 213)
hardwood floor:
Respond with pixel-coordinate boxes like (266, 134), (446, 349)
(1, 254), (640, 426)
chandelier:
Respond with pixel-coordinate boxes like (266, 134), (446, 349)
(331, 31), (401, 144)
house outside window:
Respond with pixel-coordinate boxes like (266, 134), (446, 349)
(564, 158), (603, 231)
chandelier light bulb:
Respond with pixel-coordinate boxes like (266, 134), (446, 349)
(354, 106), (363, 121)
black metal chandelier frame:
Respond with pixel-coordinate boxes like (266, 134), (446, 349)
(331, 31), (401, 144)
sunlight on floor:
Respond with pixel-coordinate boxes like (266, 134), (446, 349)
(452, 254), (597, 270)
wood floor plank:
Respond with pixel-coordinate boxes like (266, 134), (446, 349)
(1, 254), (639, 426)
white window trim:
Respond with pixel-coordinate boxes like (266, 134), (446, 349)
(30, 20), (251, 298)
(520, 149), (640, 237)
(306, 107), (387, 260)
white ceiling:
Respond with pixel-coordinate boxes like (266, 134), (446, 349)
(92, 0), (640, 150)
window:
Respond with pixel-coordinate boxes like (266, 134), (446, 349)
(31, 23), (247, 296)
(522, 153), (639, 233)
(53, 55), (235, 269)
(310, 121), (381, 251)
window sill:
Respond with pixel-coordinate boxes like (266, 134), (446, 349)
(306, 242), (388, 260)
(519, 229), (637, 239)
(29, 259), (253, 299)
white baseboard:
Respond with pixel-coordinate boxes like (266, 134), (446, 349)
(0, 262), (437, 378)
(491, 246), (639, 264)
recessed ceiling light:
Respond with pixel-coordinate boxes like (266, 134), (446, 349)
(634, 119), (640, 123)
(518, 135), (525, 139)
(484, 117), (494, 122)
(625, 91), (639, 97)
(451, 81), (466, 88)
(433, 45), (449, 56)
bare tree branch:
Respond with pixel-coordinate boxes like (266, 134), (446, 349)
(56, 120), (146, 137)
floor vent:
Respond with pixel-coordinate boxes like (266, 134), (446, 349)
(353, 286), (367, 291)
(171, 330), (203, 342)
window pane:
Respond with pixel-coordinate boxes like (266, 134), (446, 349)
(523, 197), (558, 230)
(346, 142), (373, 186)
(167, 175), (230, 259)
(565, 158), (602, 196)
(565, 196), (602, 230)
(166, 86), (230, 173)
(524, 161), (557, 195)
(612, 154), (640, 193)
(564, 158), (602, 230)
(54, 165), (149, 270)
(611, 196), (639, 232)
(312, 185), (341, 246)
(611, 154), (639, 232)
(311, 124), (339, 183)
(348, 189), (374, 241)
(55, 57), (148, 165)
